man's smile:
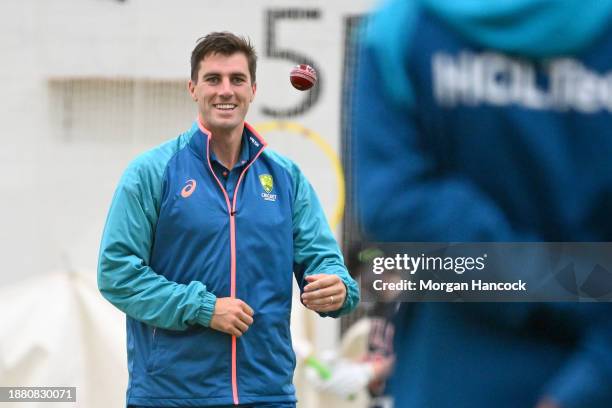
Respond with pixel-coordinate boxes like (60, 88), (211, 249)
(213, 103), (237, 111)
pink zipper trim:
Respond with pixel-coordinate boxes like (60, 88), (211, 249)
(232, 149), (266, 212)
(203, 133), (232, 211)
(199, 118), (267, 406)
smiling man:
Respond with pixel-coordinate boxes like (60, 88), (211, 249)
(97, 32), (359, 408)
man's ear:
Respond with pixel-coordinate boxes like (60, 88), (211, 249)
(188, 80), (197, 101)
(251, 82), (257, 102)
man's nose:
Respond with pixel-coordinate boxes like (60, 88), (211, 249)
(218, 78), (234, 97)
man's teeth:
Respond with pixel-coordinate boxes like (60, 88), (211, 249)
(214, 104), (236, 110)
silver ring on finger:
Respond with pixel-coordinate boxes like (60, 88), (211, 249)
(330, 295), (334, 304)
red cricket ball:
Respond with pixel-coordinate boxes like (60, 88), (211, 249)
(290, 64), (317, 91)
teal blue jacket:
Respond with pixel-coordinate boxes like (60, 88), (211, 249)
(97, 121), (359, 407)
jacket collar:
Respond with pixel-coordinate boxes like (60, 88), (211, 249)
(188, 118), (267, 164)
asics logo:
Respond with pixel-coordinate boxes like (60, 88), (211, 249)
(181, 179), (197, 198)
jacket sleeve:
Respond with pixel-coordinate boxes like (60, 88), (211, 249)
(97, 160), (216, 330)
(290, 165), (360, 318)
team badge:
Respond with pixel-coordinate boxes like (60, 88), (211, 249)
(259, 174), (273, 193)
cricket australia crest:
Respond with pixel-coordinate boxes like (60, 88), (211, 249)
(259, 174), (277, 201)
(259, 174), (273, 193)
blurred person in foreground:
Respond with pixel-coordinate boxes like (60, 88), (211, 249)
(352, 0), (612, 407)
(97, 31), (359, 408)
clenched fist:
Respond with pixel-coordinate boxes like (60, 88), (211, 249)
(301, 274), (346, 313)
(210, 297), (254, 337)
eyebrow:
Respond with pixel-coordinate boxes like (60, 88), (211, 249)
(202, 72), (248, 79)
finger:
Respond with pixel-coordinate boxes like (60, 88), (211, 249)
(304, 281), (345, 301)
(304, 273), (334, 285)
(304, 292), (345, 308)
(304, 274), (339, 291)
(303, 275), (323, 291)
(238, 311), (254, 326)
(301, 285), (342, 301)
(304, 274), (324, 282)
(304, 293), (344, 306)
(234, 319), (249, 334)
(240, 301), (254, 316)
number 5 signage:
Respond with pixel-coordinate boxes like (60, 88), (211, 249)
(261, 9), (322, 118)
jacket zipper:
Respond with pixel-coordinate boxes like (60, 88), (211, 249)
(204, 133), (265, 405)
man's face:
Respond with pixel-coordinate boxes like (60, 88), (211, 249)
(188, 52), (256, 134)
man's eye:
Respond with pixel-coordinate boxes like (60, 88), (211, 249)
(232, 78), (245, 84)
(206, 77), (219, 84)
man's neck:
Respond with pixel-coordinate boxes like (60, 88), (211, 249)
(209, 125), (244, 170)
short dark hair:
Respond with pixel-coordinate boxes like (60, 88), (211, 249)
(190, 32), (257, 84)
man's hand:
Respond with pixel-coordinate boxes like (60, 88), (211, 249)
(210, 297), (254, 337)
(301, 274), (346, 313)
